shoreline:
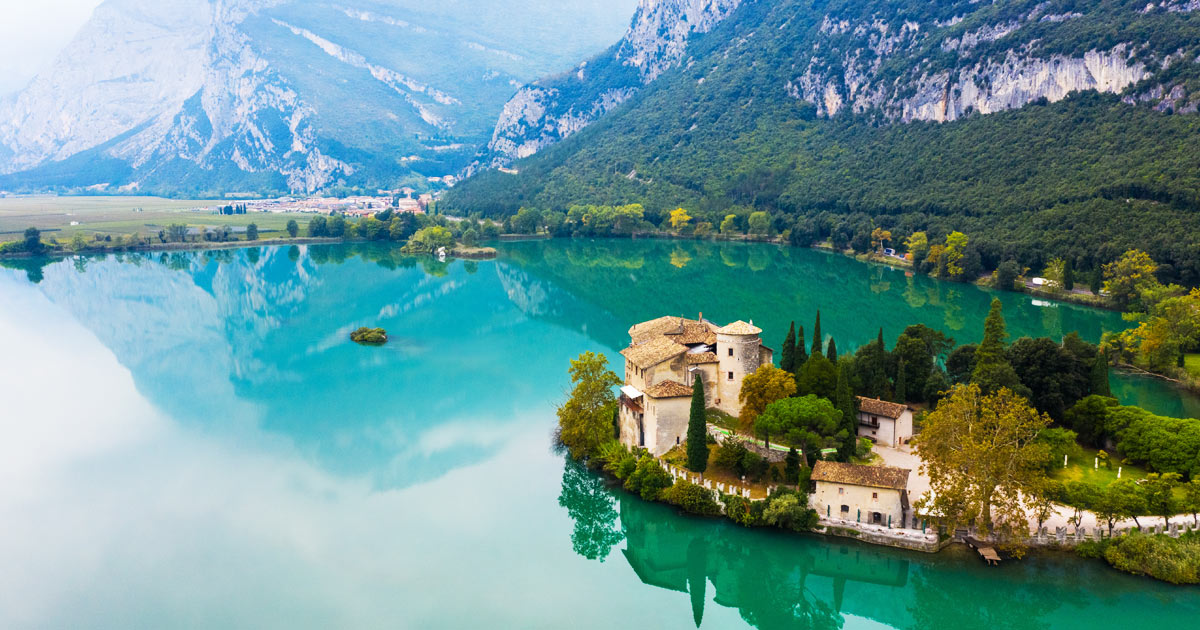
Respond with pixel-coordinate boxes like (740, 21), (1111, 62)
(0, 237), (498, 261)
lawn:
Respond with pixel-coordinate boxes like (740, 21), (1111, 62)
(662, 444), (792, 500)
(1185, 354), (1200, 380)
(0, 195), (296, 242)
(1051, 445), (1149, 487)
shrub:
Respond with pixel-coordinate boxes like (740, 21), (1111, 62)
(714, 440), (749, 476)
(762, 491), (819, 532)
(661, 479), (722, 516)
(1101, 532), (1200, 584)
(625, 455), (674, 500)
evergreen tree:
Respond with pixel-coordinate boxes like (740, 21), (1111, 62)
(1089, 267), (1103, 296)
(971, 298), (1026, 395)
(686, 375), (709, 475)
(1063, 258), (1075, 291)
(894, 358), (907, 403)
(835, 362), (856, 461)
(826, 337), (838, 363)
(877, 327), (886, 351)
(781, 322), (797, 372)
(1091, 356), (1112, 398)
(795, 325), (808, 369)
(811, 311), (823, 356)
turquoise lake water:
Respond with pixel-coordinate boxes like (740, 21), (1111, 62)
(0, 238), (1196, 628)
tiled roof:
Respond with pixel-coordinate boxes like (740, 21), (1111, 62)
(644, 380), (694, 398)
(629, 316), (691, 344)
(715, 320), (762, 335)
(675, 321), (717, 345)
(811, 461), (910, 490)
(856, 396), (907, 419)
(686, 352), (718, 364)
(621, 336), (687, 369)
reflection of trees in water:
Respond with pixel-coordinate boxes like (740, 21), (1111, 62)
(905, 558), (1065, 630)
(557, 459), (624, 562)
(559, 480), (855, 630)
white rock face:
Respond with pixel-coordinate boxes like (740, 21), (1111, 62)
(485, 0), (741, 166)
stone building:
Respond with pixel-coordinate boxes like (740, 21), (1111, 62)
(810, 460), (911, 528)
(855, 396), (913, 448)
(618, 315), (772, 456)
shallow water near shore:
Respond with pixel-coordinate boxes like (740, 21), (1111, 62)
(0, 239), (1196, 628)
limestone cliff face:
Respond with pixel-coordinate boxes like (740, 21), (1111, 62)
(483, 0), (741, 168)
(485, 0), (1200, 168)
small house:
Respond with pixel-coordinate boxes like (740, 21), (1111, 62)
(810, 460), (911, 528)
(855, 396), (913, 448)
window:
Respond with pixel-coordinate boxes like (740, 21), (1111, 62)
(727, 371), (734, 380)
(872, 492), (878, 500)
(728, 348), (733, 357)
(840, 505), (849, 513)
(837, 487), (843, 495)
(676, 436), (680, 445)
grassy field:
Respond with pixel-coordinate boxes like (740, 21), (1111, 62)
(0, 196), (297, 242)
(1185, 354), (1200, 380)
(1052, 446), (1150, 487)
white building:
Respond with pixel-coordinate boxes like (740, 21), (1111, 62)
(811, 460), (911, 527)
(856, 396), (913, 448)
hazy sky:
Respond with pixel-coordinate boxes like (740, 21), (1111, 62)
(0, 0), (104, 95)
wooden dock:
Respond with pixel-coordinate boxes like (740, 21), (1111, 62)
(965, 536), (1002, 566)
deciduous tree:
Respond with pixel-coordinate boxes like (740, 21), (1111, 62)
(738, 365), (796, 429)
(557, 352), (621, 459)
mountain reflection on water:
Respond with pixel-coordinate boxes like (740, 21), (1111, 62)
(3, 240), (1200, 628)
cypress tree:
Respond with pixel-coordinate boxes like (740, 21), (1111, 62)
(795, 325), (808, 369)
(785, 448), (801, 484)
(971, 298), (1024, 394)
(1063, 258), (1075, 291)
(835, 362), (856, 461)
(1091, 355), (1112, 397)
(1089, 267), (1103, 296)
(781, 322), (797, 372)
(811, 310), (823, 356)
(826, 336), (838, 363)
(894, 358), (907, 403)
(686, 374), (709, 475)
(877, 327), (886, 351)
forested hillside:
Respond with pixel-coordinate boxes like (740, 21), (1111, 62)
(446, 0), (1200, 285)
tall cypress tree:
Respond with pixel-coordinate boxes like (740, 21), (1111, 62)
(835, 362), (856, 461)
(877, 327), (886, 351)
(811, 310), (823, 356)
(826, 336), (838, 363)
(781, 322), (797, 372)
(1063, 258), (1075, 291)
(971, 298), (1024, 394)
(795, 325), (808, 369)
(686, 374), (709, 475)
(1091, 355), (1112, 397)
(894, 358), (907, 403)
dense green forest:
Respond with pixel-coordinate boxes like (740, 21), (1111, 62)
(446, 0), (1200, 285)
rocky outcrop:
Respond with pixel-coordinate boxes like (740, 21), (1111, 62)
(482, 0), (742, 168)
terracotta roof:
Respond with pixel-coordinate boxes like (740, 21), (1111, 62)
(621, 336), (687, 369)
(644, 380), (694, 398)
(715, 320), (762, 335)
(811, 461), (910, 490)
(686, 352), (718, 364)
(629, 316), (692, 344)
(676, 321), (717, 345)
(856, 396), (907, 419)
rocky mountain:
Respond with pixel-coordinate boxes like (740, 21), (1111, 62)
(445, 0), (1200, 283)
(0, 0), (635, 196)
(480, 0), (1200, 168)
(484, 0), (743, 167)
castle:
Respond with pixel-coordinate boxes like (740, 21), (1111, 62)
(618, 315), (772, 456)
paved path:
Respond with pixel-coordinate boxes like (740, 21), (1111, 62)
(873, 444), (1199, 534)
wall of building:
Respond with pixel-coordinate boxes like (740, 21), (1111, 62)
(858, 413), (897, 448)
(646, 396), (690, 455)
(715, 333), (761, 417)
(813, 482), (905, 527)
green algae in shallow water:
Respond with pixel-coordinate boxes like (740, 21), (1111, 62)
(2, 239), (1199, 628)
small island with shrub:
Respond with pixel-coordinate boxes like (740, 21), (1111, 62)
(350, 327), (388, 345)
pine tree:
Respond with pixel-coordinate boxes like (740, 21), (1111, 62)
(971, 298), (1025, 395)
(1091, 355), (1112, 397)
(894, 358), (907, 403)
(686, 374), (709, 475)
(811, 311), (823, 356)
(781, 322), (796, 372)
(795, 325), (808, 368)
(826, 336), (838, 363)
(835, 362), (857, 461)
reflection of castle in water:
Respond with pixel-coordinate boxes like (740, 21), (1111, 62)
(618, 494), (912, 629)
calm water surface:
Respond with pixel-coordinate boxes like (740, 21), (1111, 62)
(0, 239), (1196, 628)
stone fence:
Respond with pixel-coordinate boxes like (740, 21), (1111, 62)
(1028, 519), (1200, 547)
(818, 516), (945, 553)
(706, 424), (787, 463)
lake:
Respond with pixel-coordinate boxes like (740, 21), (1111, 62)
(0, 238), (1196, 628)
